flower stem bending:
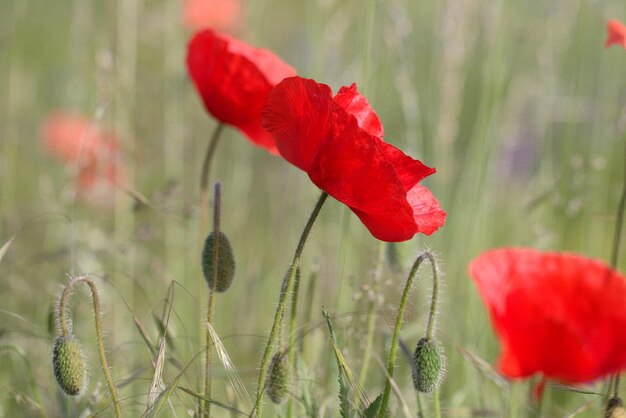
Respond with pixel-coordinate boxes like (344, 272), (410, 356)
(58, 275), (122, 418)
(252, 191), (329, 418)
(377, 251), (439, 418)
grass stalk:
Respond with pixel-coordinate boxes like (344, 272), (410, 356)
(252, 191), (329, 418)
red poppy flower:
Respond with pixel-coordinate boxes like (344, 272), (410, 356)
(183, 0), (243, 33)
(606, 19), (626, 49)
(41, 112), (125, 202)
(469, 248), (626, 384)
(261, 76), (446, 242)
(186, 29), (297, 153)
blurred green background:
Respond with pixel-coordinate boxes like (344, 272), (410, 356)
(1, 0), (626, 416)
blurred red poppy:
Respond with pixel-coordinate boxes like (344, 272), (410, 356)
(606, 19), (626, 49)
(469, 248), (626, 384)
(261, 76), (446, 242)
(41, 112), (125, 203)
(186, 29), (296, 153)
(183, 0), (243, 33)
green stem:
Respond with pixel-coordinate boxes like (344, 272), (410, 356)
(252, 192), (329, 418)
(433, 388), (441, 418)
(58, 276), (122, 418)
(198, 123), (224, 416)
(203, 183), (222, 418)
(358, 241), (385, 387)
(377, 251), (438, 418)
(416, 392), (424, 418)
(286, 267), (301, 418)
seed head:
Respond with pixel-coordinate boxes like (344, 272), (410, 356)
(606, 397), (626, 418)
(201, 231), (236, 292)
(52, 336), (87, 396)
(266, 351), (289, 404)
(412, 337), (445, 393)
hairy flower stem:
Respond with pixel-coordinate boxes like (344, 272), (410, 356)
(58, 275), (122, 418)
(252, 191), (329, 418)
(608, 140), (626, 402)
(358, 241), (385, 387)
(377, 251), (439, 418)
(286, 267), (301, 418)
(203, 183), (222, 418)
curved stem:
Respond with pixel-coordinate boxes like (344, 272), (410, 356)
(286, 267), (301, 418)
(252, 191), (329, 418)
(377, 251), (439, 418)
(203, 183), (222, 418)
(58, 276), (122, 418)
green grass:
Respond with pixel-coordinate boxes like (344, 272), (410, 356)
(1, 0), (626, 416)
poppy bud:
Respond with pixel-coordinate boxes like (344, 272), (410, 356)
(266, 351), (289, 404)
(201, 231), (235, 292)
(52, 336), (88, 396)
(606, 397), (626, 418)
(412, 337), (445, 393)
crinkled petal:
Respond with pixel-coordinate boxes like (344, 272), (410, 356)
(263, 76), (445, 242)
(262, 76), (334, 170)
(334, 83), (384, 138)
(469, 248), (626, 383)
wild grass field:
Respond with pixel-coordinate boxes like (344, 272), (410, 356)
(2, 0), (626, 417)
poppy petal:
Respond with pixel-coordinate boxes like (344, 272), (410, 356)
(469, 248), (626, 383)
(334, 83), (384, 138)
(262, 76), (446, 242)
(606, 19), (626, 49)
(186, 30), (296, 152)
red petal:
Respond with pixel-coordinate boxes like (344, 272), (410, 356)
(469, 248), (626, 383)
(334, 83), (384, 138)
(186, 30), (296, 152)
(263, 76), (445, 241)
(606, 19), (626, 49)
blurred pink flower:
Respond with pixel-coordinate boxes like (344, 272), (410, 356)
(41, 112), (126, 204)
(606, 19), (626, 49)
(183, 0), (243, 33)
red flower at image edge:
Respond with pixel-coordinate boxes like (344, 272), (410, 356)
(183, 0), (243, 33)
(41, 112), (125, 201)
(606, 19), (626, 49)
(186, 29), (297, 153)
(469, 248), (626, 384)
(261, 76), (446, 242)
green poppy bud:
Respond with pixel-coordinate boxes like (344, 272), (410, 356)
(52, 336), (87, 396)
(412, 337), (445, 393)
(266, 351), (289, 404)
(201, 231), (235, 292)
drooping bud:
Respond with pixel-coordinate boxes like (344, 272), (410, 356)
(266, 351), (289, 404)
(201, 231), (235, 292)
(52, 336), (87, 396)
(412, 337), (445, 393)
(606, 397), (626, 418)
